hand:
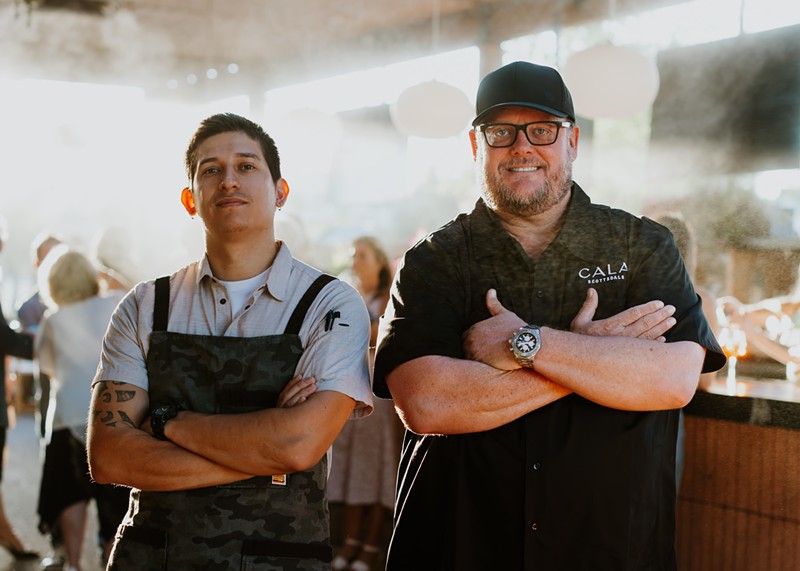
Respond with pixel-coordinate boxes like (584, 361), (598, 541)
(718, 295), (744, 318)
(277, 374), (317, 408)
(570, 288), (675, 341)
(463, 289), (526, 370)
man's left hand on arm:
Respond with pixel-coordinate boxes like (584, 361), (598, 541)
(463, 287), (679, 369)
(570, 288), (676, 341)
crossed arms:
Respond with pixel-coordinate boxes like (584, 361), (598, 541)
(386, 288), (706, 435)
(87, 276), (373, 493)
(87, 375), (355, 492)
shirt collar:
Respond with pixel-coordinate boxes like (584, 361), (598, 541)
(195, 241), (294, 302)
(469, 199), (529, 265)
(263, 241), (294, 302)
(196, 257), (214, 285)
(550, 183), (605, 264)
(470, 182), (601, 265)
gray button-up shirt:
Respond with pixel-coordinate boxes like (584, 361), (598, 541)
(95, 242), (373, 416)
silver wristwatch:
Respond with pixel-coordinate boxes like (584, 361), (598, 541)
(509, 325), (542, 368)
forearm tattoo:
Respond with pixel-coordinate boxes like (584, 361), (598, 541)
(94, 382), (140, 428)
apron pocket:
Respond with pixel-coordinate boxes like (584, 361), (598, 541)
(107, 525), (167, 571)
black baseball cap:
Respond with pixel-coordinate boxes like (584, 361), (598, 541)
(472, 61), (576, 126)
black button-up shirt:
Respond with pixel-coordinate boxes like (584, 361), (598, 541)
(374, 184), (725, 571)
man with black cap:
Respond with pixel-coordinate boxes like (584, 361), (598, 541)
(374, 61), (725, 570)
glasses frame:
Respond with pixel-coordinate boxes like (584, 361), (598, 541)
(476, 121), (573, 148)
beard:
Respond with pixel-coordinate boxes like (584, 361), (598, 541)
(480, 157), (574, 218)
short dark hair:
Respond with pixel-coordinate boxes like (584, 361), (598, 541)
(184, 113), (281, 183)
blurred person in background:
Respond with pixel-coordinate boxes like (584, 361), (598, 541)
(653, 214), (719, 392)
(720, 266), (800, 377)
(720, 261), (800, 330)
(17, 233), (128, 444)
(35, 247), (130, 571)
(91, 227), (136, 293)
(329, 236), (401, 571)
(18, 233), (64, 334)
(0, 216), (40, 561)
(18, 232), (63, 442)
(723, 302), (800, 375)
(654, 213), (720, 488)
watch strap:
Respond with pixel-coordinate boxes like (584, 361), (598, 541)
(517, 353), (537, 368)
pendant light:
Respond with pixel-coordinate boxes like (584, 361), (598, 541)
(561, 0), (660, 119)
(390, 0), (472, 138)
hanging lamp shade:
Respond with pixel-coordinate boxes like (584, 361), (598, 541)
(562, 44), (660, 120)
(390, 79), (473, 138)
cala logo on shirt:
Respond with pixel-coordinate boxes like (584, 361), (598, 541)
(578, 262), (628, 284)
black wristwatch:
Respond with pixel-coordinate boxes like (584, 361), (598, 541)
(150, 404), (180, 441)
(509, 325), (542, 369)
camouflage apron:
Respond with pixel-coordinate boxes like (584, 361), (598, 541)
(108, 274), (335, 571)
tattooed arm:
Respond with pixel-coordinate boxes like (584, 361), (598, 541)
(87, 380), (255, 491)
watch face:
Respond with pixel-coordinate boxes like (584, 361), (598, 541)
(154, 404), (178, 420)
(515, 331), (538, 355)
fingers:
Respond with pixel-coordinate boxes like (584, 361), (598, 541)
(485, 289), (507, 316)
(630, 305), (676, 341)
(277, 374), (317, 408)
(718, 295), (742, 310)
(620, 299), (666, 323)
(572, 293), (677, 340)
(726, 311), (744, 326)
(571, 288), (598, 329)
(720, 297), (743, 317)
(606, 300), (667, 328)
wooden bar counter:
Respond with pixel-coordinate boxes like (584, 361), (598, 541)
(677, 374), (800, 570)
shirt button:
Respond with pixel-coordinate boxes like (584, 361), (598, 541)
(530, 522), (538, 531)
(536, 290), (545, 298)
(533, 462), (541, 471)
(220, 298), (227, 305)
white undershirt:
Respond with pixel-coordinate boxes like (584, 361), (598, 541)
(218, 267), (334, 473)
(218, 268), (270, 315)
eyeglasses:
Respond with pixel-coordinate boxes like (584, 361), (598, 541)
(476, 121), (573, 148)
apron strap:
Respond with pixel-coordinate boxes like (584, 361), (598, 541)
(284, 274), (336, 336)
(153, 276), (170, 332)
(152, 273), (335, 335)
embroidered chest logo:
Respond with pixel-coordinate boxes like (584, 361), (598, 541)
(578, 262), (628, 284)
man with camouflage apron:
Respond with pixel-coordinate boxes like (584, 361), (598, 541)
(87, 114), (372, 570)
